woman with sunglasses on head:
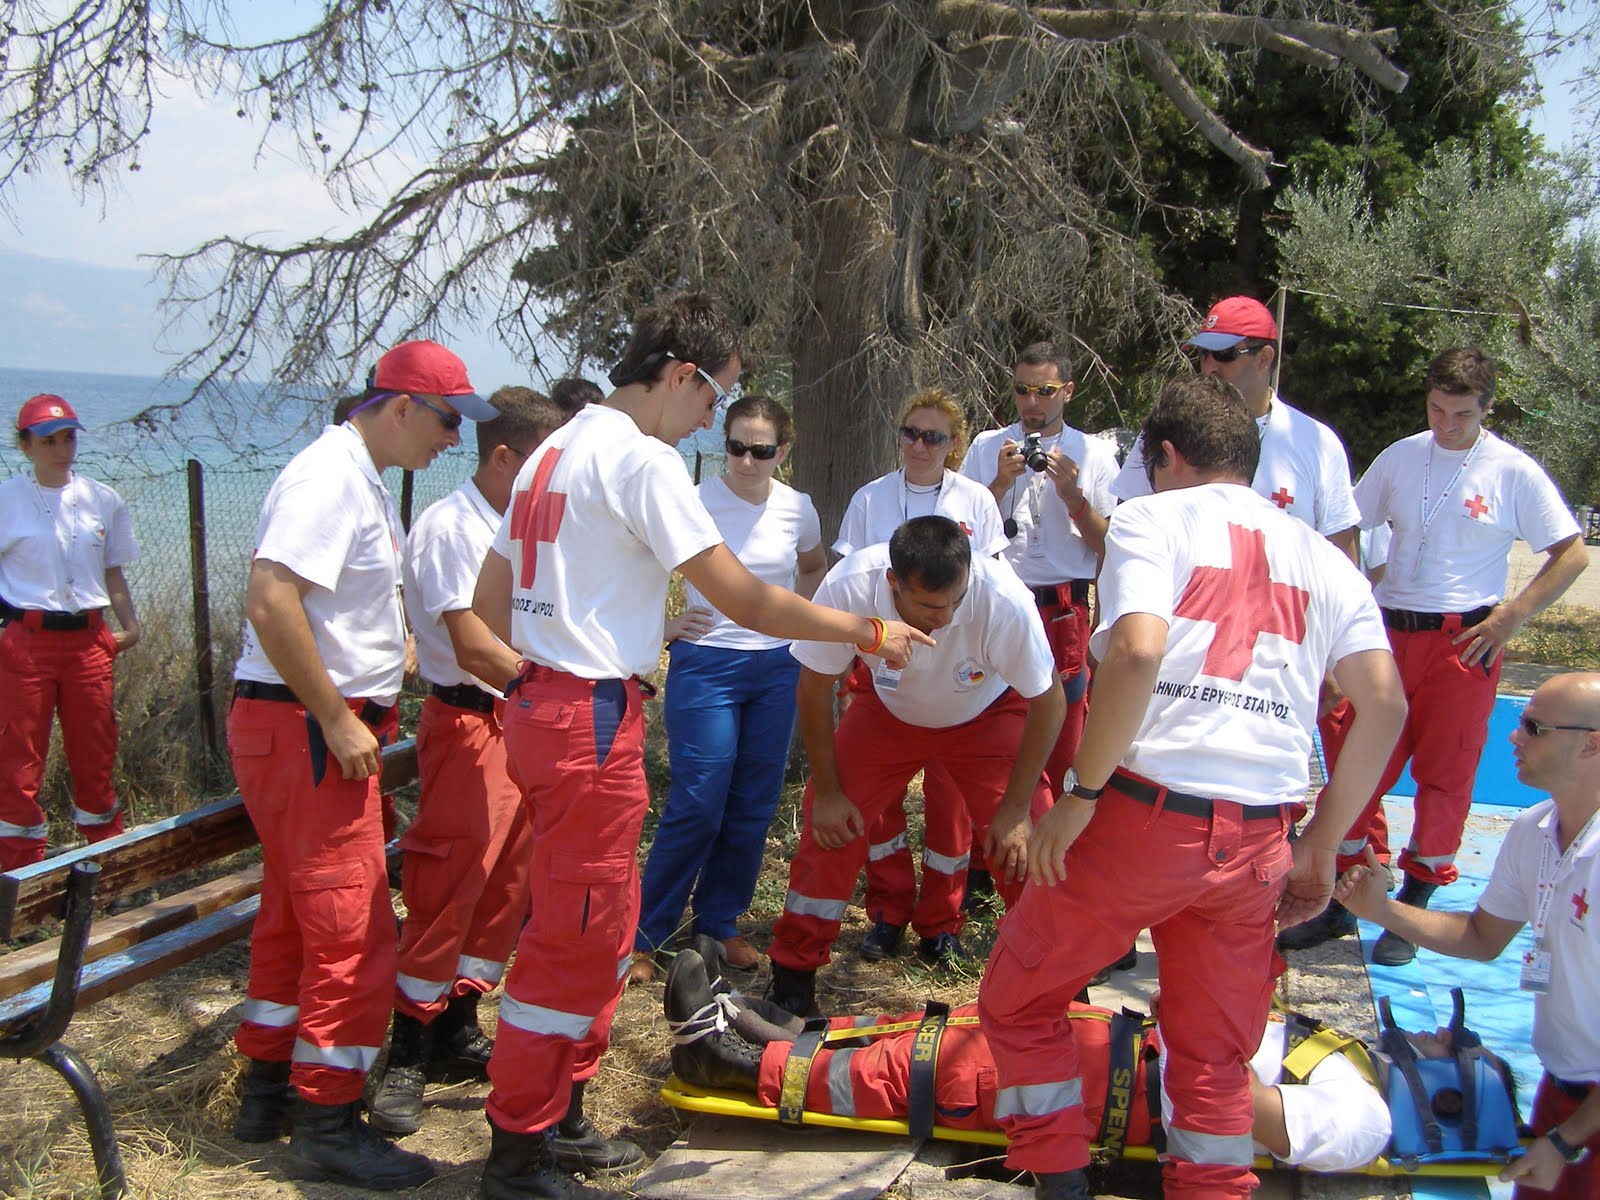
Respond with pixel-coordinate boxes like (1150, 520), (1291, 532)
(833, 389), (1008, 965)
(630, 396), (826, 983)
(0, 395), (140, 871)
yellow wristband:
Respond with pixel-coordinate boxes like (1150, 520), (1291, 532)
(856, 616), (887, 655)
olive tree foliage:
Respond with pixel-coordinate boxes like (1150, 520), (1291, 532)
(0, 1), (1418, 525)
(1277, 145), (1600, 503)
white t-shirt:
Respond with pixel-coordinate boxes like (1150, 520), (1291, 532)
(960, 424), (1119, 586)
(491, 404), (723, 680)
(0, 473), (138, 611)
(1478, 799), (1600, 1082)
(790, 547), (1054, 728)
(404, 480), (508, 694)
(1355, 430), (1580, 612)
(832, 469), (1007, 560)
(1114, 394), (1360, 537)
(684, 475), (822, 651)
(1158, 1015), (1392, 1172)
(1092, 483), (1388, 807)
(235, 424), (408, 704)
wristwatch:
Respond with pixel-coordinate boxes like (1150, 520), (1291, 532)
(1546, 1128), (1591, 1164)
(1062, 768), (1104, 802)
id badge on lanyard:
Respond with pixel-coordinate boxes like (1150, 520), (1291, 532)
(872, 660), (903, 691)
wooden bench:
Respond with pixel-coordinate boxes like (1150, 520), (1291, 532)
(0, 738), (419, 1200)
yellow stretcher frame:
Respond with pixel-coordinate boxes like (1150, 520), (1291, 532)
(660, 1076), (1531, 1179)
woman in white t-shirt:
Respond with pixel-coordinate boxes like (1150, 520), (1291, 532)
(0, 394), (141, 870)
(632, 395), (826, 980)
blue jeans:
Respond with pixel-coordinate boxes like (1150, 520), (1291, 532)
(636, 640), (800, 950)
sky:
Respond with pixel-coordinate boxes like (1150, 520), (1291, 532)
(0, 2), (1592, 384)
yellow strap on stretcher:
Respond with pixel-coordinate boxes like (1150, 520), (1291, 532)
(1280, 1023), (1383, 1090)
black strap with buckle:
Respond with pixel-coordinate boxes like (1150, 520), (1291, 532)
(431, 683), (497, 714)
(777, 1018), (832, 1127)
(1381, 605), (1494, 634)
(1109, 769), (1285, 822)
(1030, 580), (1091, 608)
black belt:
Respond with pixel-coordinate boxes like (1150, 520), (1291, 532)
(1554, 1075), (1596, 1100)
(1381, 605), (1494, 633)
(0, 602), (91, 630)
(431, 683), (497, 714)
(1030, 580), (1091, 607)
(233, 680), (394, 726)
(1109, 769), (1286, 821)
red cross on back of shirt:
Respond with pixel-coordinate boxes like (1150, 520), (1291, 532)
(509, 449), (567, 589)
(1575, 888), (1590, 923)
(1174, 523), (1312, 682)
(1270, 486), (1294, 510)
(1465, 494), (1489, 520)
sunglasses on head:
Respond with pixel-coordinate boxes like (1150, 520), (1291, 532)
(1013, 382), (1066, 398)
(1518, 716), (1599, 738)
(726, 438), (779, 460)
(899, 425), (951, 447)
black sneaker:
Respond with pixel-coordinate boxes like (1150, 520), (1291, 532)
(917, 931), (969, 966)
(859, 919), (905, 962)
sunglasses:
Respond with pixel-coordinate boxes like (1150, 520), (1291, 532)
(1191, 344), (1265, 365)
(1518, 716), (1599, 738)
(726, 438), (779, 461)
(899, 425), (952, 447)
(1013, 382), (1067, 398)
(412, 395), (463, 432)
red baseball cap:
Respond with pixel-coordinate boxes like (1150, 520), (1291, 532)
(1185, 296), (1279, 350)
(370, 340), (499, 422)
(16, 394), (84, 436)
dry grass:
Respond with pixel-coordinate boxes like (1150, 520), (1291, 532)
(1505, 604), (1600, 670)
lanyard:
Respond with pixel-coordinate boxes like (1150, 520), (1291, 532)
(900, 469), (943, 525)
(32, 472), (81, 605)
(1418, 432), (1484, 549)
(1532, 808), (1600, 942)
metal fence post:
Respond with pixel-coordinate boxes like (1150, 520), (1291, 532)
(186, 460), (218, 783)
(401, 470), (415, 531)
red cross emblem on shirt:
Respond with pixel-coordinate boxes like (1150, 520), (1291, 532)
(1173, 523), (1311, 682)
(508, 449), (567, 589)
(1270, 486), (1294, 510)
(1575, 888), (1591, 924)
(1464, 494), (1489, 520)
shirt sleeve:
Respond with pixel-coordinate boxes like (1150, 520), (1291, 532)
(254, 472), (361, 592)
(1089, 499), (1175, 660)
(1083, 439), (1120, 518)
(614, 448), (725, 573)
(408, 528), (482, 618)
(787, 565), (859, 676)
(797, 494), (823, 556)
(1111, 435), (1153, 502)
(1315, 431), (1361, 535)
(101, 487), (140, 568)
(1509, 457), (1582, 553)
(1353, 450), (1394, 530)
(1478, 814), (1536, 923)
(1324, 554), (1391, 667)
(957, 433), (996, 488)
(968, 485), (1009, 557)
(987, 577), (1057, 698)
(833, 489), (870, 558)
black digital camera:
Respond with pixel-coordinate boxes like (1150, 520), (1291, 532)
(1022, 432), (1049, 473)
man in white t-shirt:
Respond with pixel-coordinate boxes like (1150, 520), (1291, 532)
(469, 292), (931, 1200)
(765, 515), (1065, 1018)
(228, 341), (497, 1189)
(367, 391), (578, 1143)
(960, 342), (1119, 794)
(977, 374), (1404, 1200)
(1338, 671), (1600, 1200)
(1113, 297), (1360, 563)
(1292, 348), (1588, 963)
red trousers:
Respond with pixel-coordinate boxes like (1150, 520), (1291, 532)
(1037, 589), (1092, 797)
(231, 695), (399, 1105)
(770, 687), (1050, 972)
(0, 614), (124, 870)
(1519, 1076), (1600, 1200)
(486, 667), (647, 1135)
(863, 762), (974, 937)
(395, 695), (532, 1022)
(1324, 622), (1501, 884)
(979, 777), (1290, 1198)
(753, 1001), (1153, 1147)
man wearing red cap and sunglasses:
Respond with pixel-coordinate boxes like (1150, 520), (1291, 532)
(227, 339), (497, 1189)
(1114, 297), (1360, 564)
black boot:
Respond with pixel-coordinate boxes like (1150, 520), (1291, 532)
(1034, 1168), (1093, 1200)
(961, 867), (996, 912)
(667, 948), (768, 1090)
(369, 1012), (430, 1136)
(287, 1096), (435, 1190)
(481, 1120), (612, 1200)
(432, 991), (494, 1080)
(1276, 899), (1359, 953)
(766, 962), (820, 1018)
(549, 1079), (644, 1175)
(1087, 944), (1138, 987)
(1373, 877), (1439, 966)
(233, 1057), (293, 1143)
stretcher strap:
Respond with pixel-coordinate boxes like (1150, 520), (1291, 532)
(1096, 1011), (1143, 1156)
(1379, 996), (1444, 1158)
(778, 1018), (832, 1127)
(1143, 1021), (1166, 1154)
(906, 1002), (950, 1140)
(823, 1015), (979, 1043)
(1281, 1012), (1381, 1089)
